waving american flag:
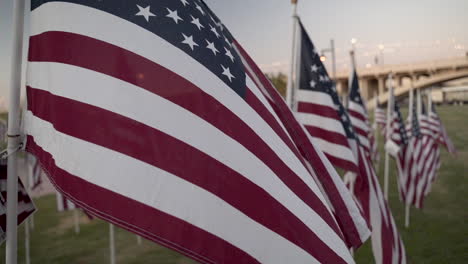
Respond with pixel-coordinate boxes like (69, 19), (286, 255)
(25, 0), (359, 263)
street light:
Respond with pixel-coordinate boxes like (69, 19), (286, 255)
(378, 44), (385, 66)
(320, 39), (336, 82)
(320, 54), (327, 62)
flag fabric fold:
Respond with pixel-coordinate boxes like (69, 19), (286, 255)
(24, 0), (359, 263)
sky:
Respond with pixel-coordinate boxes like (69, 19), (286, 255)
(1, 0), (468, 108)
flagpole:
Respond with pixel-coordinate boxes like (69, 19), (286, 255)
(6, 0), (26, 263)
(109, 224), (116, 264)
(405, 85), (414, 228)
(285, 0), (298, 108)
(136, 235), (142, 245)
(24, 161), (31, 264)
(73, 210), (80, 234)
(383, 73), (394, 200)
(373, 97), (380, 169)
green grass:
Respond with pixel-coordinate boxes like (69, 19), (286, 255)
(0, 105), (467, 263)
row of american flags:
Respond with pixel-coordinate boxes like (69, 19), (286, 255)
(0, 0), (457, 263)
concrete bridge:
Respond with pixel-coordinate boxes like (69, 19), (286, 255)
(335, 57), (468, 108)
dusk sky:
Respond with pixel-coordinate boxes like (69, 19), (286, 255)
(1, 0), (467, 107)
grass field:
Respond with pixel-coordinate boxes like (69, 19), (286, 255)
(0, 105), (467, 263)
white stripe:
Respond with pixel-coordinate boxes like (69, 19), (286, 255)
(296, 112), (346, 135)
(245, 76), (292, 143)
(349, 115), (369, 133)
(348, 101), (367, 118)
(310, 137), (356, 164)
(25, 112), (321, 264)
(296, 90), (336, 108)
(26, 61), (352, 261)
(358, 135), (371, 149)
(30, 3), (335, 227)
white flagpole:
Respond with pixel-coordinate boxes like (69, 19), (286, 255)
(6, 0), (26, 263)
(285, 0), (299, 109)
(383, 73), (394, 200)
(73, 210), (80, 234)
(136, 235), (142, 245)
(109, 224), (116, 264)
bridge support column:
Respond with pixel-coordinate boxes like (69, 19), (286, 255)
(359, 79), (369, 100)
(378, 76), (385, 96)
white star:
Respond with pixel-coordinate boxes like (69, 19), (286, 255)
(224, 36), (232, 47)
(221, 65), (235, 82)
(195, 4), (205, 15)
(311, 64), (318, 72)
(210, 25), (220, 38)
(180, 0), (189, 6)
(166, 8), (183, 24)
(181, 34), (198, 50)
(135, 5), (156, 22)
(319, 75), (326, 82)
(310, 80), (316, 88)
(206, 40), (219, 55)
(190, 16), (204, 30)
(224, 47), (234, 62)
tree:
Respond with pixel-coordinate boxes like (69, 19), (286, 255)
(266, 72), (288, 98)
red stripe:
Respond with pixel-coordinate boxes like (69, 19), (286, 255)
(297, 102), (342, 120)
(348, 108), (367, 123)
(27, 87), (346, 263)
(26, 136), (259, 264)
(28, 31), (343, 240)
(304, 125), (350, 147)
(302, 126), (359, 172)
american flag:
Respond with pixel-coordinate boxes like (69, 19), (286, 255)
(374, 100), (387, 135)
(400, 94), (424, 208)
(387, 100), (411, 204)
(347, 70), (407, 264)
(0, 162), (36, 245)
(431, 104), (457, 156)
(348, 71), (375, 159)
(411, 100), (439, 208)
(294, 20), (359, 174)
(253, 19), (370, 249)
(25, 0), (357, 262)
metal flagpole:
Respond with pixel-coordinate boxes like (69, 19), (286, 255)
(383, 73), (394, 200)
(6, 0), (27, 263)
(405, 84), (414, 228)
(285, 0), (298, 109)
(73, 210), (80, 234)
(373, 97), (380, 170)
(24, 161), (31, 264)
(109, 224), (116, 264)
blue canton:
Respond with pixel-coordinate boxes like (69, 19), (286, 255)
(31, 0), (246, 97)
